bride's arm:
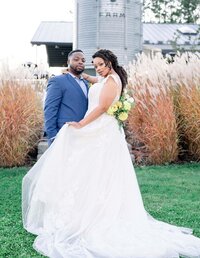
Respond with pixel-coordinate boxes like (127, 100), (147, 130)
(82, 73), (98, 84)
(69, 77), (118, 128)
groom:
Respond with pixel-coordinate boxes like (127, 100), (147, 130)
(44, 49), (89, 145)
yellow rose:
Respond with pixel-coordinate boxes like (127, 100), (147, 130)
(123, 101), (131, 111)
(111, 104), (118, 112)
(116, 101), (123, 108)
(118, 112), (128, 121)
(107, 106), (114, 115)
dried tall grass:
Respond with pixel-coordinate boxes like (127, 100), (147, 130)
(170, 53), (200, 161)
(127, 52), (200, 164)
(0, 64), (44, 167)
(127, 53), (179, 165)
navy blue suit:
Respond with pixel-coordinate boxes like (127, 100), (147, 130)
(44, 74), (88, 141)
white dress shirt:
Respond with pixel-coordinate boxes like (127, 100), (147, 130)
(69, 73), (88, 97)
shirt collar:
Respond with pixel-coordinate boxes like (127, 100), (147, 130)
(68, 72), (83, 80)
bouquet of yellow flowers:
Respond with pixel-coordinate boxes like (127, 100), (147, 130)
(107, 89), (134, 127)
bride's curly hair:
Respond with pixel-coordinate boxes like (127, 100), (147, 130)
(92, 49), (128, 95)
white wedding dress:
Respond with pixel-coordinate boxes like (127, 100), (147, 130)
(22, 74), (200, 258)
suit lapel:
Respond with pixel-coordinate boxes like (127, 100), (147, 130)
(66, 74), (88, 99)
(83, 79), (89, 95)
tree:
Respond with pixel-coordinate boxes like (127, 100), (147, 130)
(143, 0), (200, 23)
(180, 0), (200, 23)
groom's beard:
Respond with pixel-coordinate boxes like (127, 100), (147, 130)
(69, 65), (84, 75)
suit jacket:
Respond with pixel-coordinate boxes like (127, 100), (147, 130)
(44, 73), (89, 140)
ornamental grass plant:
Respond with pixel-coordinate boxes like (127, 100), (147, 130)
(127, 52), (200, 165)
(170, 53), (200, 161)
(0, 64), (44, 167)
(127, 53), (179, 165)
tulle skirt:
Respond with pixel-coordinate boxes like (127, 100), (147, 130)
(22, 117), (200, 258)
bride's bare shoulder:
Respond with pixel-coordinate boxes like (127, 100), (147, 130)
(106, 74), (122, 88)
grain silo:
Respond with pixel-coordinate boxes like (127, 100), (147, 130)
(74, 0), (142, 70)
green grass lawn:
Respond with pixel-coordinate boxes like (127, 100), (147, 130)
(0, 163), (200, 257)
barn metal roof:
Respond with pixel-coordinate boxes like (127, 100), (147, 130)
(31, 21), (200, 66)
(31, 21), (73, 45)
(143, 23), (199, 45)
(31, 21), (73, 67)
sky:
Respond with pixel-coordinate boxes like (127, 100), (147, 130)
(0, 0), (74, 72)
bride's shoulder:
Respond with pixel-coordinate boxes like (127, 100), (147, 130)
(106, 74), (121, 87)
(97, 76), (104, 83)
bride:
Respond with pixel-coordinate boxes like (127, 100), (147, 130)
(22, 49), (200, 258)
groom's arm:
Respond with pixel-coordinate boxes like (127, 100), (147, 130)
(44, 77), (62, 140)
(82, 73), (99, 84)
